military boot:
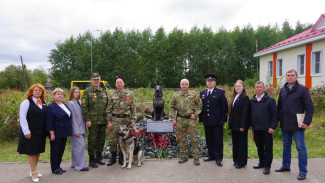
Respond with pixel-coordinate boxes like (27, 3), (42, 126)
(118, 151), (124, 165)
(178, 158), (188, 163)
(89, 155), (98, 168)
(194, 159), (200, 166)
(107, 152), (117, 166)
(96, 153), (105, 165)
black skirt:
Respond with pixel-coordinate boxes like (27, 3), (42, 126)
(17, 130), (46, 155)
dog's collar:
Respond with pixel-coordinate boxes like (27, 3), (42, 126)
(121, 134), (133, 144)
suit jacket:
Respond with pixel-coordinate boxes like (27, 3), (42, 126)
(199, 87), (228, 126)
(228, 93), (250, 131)
(46, 101), (72, 138)
(67, 100), (86, 135)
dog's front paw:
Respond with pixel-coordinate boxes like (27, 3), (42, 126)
(121, 164), (126, 169)
(127, 166), (132, 169)
(137, 163), (141, 167)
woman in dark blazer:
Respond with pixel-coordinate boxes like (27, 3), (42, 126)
(18, 84), (47, 183)
(67, 87), (88, 171)
(46, 88), (72, 175)
(228, 80), (250, 169)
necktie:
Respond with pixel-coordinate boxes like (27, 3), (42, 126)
(208, 91), (211, 97)
(77, 100), (81, 106)
(36, 99), (42, 106)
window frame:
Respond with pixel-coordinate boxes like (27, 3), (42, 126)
(311, 50), (322, 76)
(276, 58), (283, 78)
(267, 60), (273, 77)
(297, 54), (305, 77)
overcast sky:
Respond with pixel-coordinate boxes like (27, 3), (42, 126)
(0, 0), (324, 72)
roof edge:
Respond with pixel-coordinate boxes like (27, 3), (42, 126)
(253, 33), (325, 57)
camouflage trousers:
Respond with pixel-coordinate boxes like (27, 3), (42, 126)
(108, 117), (131, 152)
(88, 124), (106, 156)
(176, 117), (199, 159)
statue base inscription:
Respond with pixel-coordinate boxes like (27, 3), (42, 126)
(146, 119), (173, 133)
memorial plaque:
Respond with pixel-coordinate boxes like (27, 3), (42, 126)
(146, 119), (173, 133)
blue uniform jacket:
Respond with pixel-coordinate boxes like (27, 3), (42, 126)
(199, 87), (228, 126)
(46, 101), (72, 138)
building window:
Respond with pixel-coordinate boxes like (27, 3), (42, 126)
(312, 51), (322, 75)
(276, 59), (282, 77)
(297, 54), (305, 76)
(268, 61), (273, 77)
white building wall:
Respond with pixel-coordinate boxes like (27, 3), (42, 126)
(259, 39), (325, 88)
(259, 55), (273, 86)
(311, 39), (325, 87)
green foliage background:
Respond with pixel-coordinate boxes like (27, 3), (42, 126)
(46, 21), (312, 88)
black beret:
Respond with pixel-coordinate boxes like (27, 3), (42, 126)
(204, 73), (217, 81)
(115, 75), (125, 83)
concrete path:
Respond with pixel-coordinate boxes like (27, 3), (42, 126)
(0, 158), (324, 183)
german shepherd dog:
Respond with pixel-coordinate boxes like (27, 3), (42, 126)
(118, 125), (144, 169)
(152, 82), (165, 121)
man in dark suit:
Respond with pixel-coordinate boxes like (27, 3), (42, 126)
(199, 73), (228, 166)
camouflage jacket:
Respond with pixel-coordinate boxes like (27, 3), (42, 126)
(81, 86), (108, 124)
(169, 90), (202, 120)
(106, 89), (136, 122)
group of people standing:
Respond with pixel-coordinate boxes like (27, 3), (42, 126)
(17, 69), (314, 182)
(17, 73), (134, 182)
(169, 69), (314, 181)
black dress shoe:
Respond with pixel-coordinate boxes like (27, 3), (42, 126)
(253, 163), (264, 169)
(60, 167), (66, 173)
(52, 168), (63, 175)
(263, 167), (270, 175)
(235, 164), (245, 169)
(203, 157), (215, 162)
(297, 173), (306, 180)
(216, 161), (223, 166)
(275, 167), (290, 172)
(80, 167), (89, 171)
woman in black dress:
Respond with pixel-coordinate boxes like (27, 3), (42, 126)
(18, 84), (47, 182)
(228, 80), (250, 169)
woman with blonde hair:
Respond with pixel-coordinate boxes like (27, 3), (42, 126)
(18, 84), (47, 182)
(67, 87), (88, 171)
(228, 80), (250, 169)
(46, 88), (72, 175)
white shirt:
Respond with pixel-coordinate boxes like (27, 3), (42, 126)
(256, 93), (265, 102)
(207, 89), (213, 96)
(58, 103), (71, 117)
(233, 94), (240, 107)
(19, 97), (43, 135)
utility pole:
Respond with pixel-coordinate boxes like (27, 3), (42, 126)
(20, 55), (30, 90)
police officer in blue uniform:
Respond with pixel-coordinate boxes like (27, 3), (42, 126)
(199, 73), (228, 166)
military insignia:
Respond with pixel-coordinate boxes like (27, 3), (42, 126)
(101, 92), (107, 98)
(112, 96), (118, 99)
(93, 94), (97, 100)
(82, 99), (86, 103)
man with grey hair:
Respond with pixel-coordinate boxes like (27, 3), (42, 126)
(170, 79), (202, 165)
(250, 81), (277, 175)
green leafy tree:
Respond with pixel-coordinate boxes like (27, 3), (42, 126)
(0, 65), (32, 90)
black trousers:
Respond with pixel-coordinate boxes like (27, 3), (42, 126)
(254, 130), (273, 168)
(50, 137), (67, 172)
(204, 124), (223, 162)
(231, 130), (248, 166)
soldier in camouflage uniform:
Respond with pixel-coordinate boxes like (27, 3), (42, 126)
(81, 73), (108, 168)
(169, 79), (202, 166)
(106, 75), (136, 166)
